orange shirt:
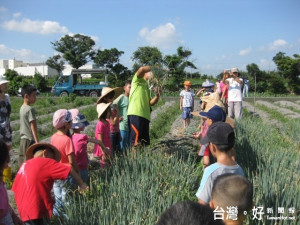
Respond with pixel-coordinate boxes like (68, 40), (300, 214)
(51, 133), (74, 164)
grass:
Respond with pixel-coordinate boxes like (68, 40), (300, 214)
(256, 104), (290, 123)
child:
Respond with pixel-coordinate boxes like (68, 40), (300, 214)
(114, 80), (131, 153)
(210, 174), (253, 225)
(94, 103), (113, 169)
(19, 84), (39, 166)
(96, 87), (122, 157)
(50, 109), (83, 215)
(156, 201), (224, 225)
(0, 141), (22, 225)
(180, 81), (195, 128)
(195, 122), (244, 205)
(198, 105), (226, 168)
(12, 143), (87, 225)
(71, 113), (109, 183)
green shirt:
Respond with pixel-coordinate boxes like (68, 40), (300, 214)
(127, 73), (151, 121)
(19, 104), (36, 140)
(114, 94), (129, 131)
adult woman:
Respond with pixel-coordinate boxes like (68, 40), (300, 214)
(0, 76), (12, 183)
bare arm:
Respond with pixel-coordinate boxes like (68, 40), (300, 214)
(88, 137), (110, 154)
(68, 153), (80, 174)
(69, 168), (88, 193)
(180, 96), (183, 110)
(198, 198), (208, 206)
(136, 66), (151, 78)
(30, 120), (39, 143)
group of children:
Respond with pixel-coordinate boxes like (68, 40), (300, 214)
(0, 81), (132, 224)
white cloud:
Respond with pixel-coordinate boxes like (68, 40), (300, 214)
(13, 12), (22, 18)
(139, 22), (182, 49)
(0, 6), (7, 12)
(0, 44), (46, 62)
(1, 18), (69, 35)
(269, 39), (288, 50)
(239, 47), (252, 56)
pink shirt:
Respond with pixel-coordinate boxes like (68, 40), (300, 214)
(109, 108), (120, 133)
(71, 133), (89, 170)
(51, 133), (74, 164)
(93, 119), (112, 157)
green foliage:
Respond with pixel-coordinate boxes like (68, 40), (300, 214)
(45, 55), (65, 74)
(132, 46), (163, 72)
(33, 73), (48, 92)
(52, 34), (96, 69)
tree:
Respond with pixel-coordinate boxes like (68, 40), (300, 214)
(51, 34), (96, 69)
(131, 46), (163, 72)
(94, 48), (130, 86)
(164, 46), (197, 90)
(273, 52), (300, 94)
(46, 55), (65, 76)
(33, 73), (48, 92)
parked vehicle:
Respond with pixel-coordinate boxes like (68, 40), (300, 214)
(51, 69), (108, 97)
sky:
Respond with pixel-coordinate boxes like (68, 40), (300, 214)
(0, 0), (299, 76)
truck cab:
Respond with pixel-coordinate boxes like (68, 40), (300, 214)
(51, 69), (108, 97)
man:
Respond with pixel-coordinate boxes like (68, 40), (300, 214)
(127, 66), (160, 147)
(223, 68), (243, 119)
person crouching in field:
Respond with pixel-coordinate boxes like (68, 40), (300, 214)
(19, 84), (39, 167)
(50, 109), (85, 215)
(71, 113), (109, 183)
(180, 81), (195, 129)
(210, 174), (253, 225)
(12, 143), (87, 225)
(196, 122), (245, 206)
(94, 103), (113, 169)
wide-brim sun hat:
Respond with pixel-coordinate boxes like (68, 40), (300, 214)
(26, 143), (61, 162)
(0, 76), (9, 85)
(202, 80), (214, 88)
(53, 109), (79, 129)
(96, 87), (123, 104)
(96, 102), (112, 119)
(231, 67), (239, 73)
(72, 113), (90, 129)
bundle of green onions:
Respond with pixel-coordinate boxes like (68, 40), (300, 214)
(149, 65), (170, 96)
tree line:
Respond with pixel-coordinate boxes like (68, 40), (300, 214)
(4, 33), (300, 95)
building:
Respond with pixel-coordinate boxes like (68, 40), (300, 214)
(0, 58), (99, 78)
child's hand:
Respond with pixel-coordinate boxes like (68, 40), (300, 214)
(78, 183), (89, 194)
(102, 147), (110, 155)
(193, 132), (201, 139)
(119, 116), (123, 122)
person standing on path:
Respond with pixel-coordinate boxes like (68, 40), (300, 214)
(243, 77), (249, 97)
(127, 66), (160, 147)
(223, 68), (243, 119)
(180, 81), (195, 128)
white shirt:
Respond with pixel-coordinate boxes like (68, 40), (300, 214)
(180, 90), (195, 107)
(226, 77), (243, 102)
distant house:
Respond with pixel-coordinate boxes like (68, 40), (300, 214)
(0, 58), (100, 78)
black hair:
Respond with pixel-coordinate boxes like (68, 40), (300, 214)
(212, 174), (253, 215)
(21, 84), (37, 98)
(156, 201), (224, 225)
(123, 80), (131, 86)
(0, 141), (9, 170)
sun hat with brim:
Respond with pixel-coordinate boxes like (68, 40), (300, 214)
(199, 105), (226, 122)
(53, 109), (79, 129)
(202, 80), (214, 88)
(231, 67), (239, 73)
(97, 102), (112, 119)
(26, 143), (61, 162)
(71, 113), (90, 129)
(96, 87), (123, 104)
(0, 76), (9, 85)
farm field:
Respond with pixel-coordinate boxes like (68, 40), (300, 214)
(8, 95), (300, 225)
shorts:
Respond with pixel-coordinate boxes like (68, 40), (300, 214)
(128, 115), (150, 146)
(181, 107), (193, 120)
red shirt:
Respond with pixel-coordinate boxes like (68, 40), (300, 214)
(71, 133), (89, 170)
(12, 158), (71, 221)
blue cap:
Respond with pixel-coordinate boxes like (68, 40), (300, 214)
(71, 113), (90, 129)
(199, 105), (226, 122)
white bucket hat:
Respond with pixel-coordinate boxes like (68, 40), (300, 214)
(0, 76), (9, 85)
